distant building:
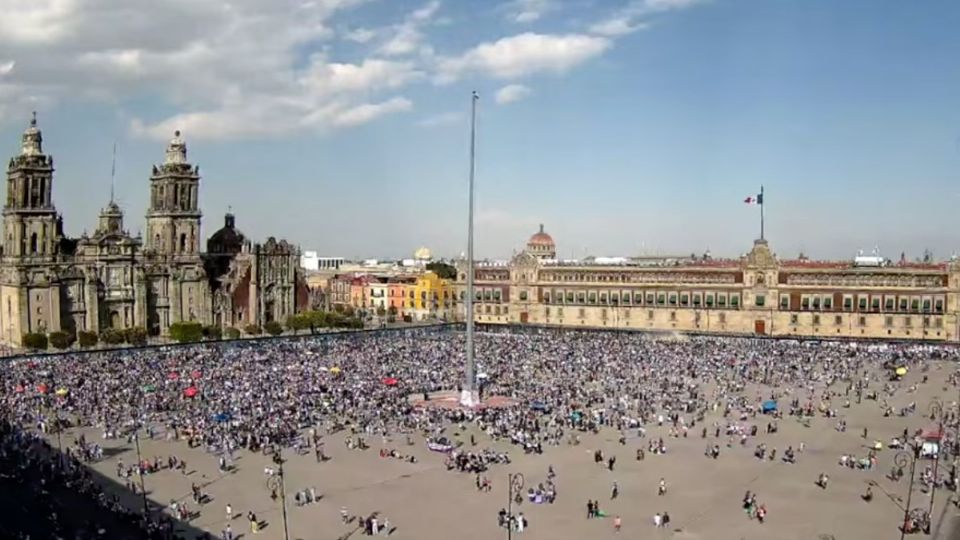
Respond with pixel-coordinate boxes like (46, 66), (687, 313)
(300, 251), (343, 271)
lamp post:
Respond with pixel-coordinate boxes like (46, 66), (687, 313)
(506, 472), (524, 540)
(266, 449), (291, 540)
(928, 399), (945, 524)
(895, 443), (922, 540)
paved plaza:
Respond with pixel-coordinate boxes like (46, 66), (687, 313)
(44, 349), (960, 540)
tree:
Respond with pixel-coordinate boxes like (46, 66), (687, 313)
(244, 324), (262, 336)
(168, 321), (204, 343)
(264, 320), (283, 336)
(126, 327), (148, 346)
(224, 327), (241, 340)
(376, 306), (387, 317)
(388, 305), (398, 316)
(286, 314), (308, 333)
(48, 331), (73, 350)
(426, 261), (457, 280)
(100, 328), (126, 345)
(77, 331), (98, 348)
(23, 332), (48, 350)
(202, 325), (222, 341)
(306, 311), (327, 333)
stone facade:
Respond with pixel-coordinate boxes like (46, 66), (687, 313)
(457, 226), (960, 342)
(0, 115), (308, 346)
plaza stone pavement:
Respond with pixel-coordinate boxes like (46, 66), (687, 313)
(52, 362), (959, 540)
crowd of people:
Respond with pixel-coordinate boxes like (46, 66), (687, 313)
(1, 326), (959, 538)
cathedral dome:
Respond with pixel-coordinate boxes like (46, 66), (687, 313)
(207, 212), (246, 255)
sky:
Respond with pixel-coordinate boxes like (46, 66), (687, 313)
(0, 0), (959, 262)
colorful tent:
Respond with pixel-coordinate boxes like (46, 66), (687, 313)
(762, 400), (777, 413)
(167, 372), (180, 381)
(183, 386), (199, 398)
(55, 388), (68, 397)
(895, 367), (908, 376)
(329, 367), (342, 374)
(191, 370), (202, 380)
(382, 377), (398, 386)
(14, 384), (24, 394)
(142, 384), (156, 393)
(37, 383), (49, 394)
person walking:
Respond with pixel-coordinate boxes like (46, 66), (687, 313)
(225, 503), (232, 522)
(613, 515), (622, 532)
(658, 478), (667, 496)
(611, 481), (619, 499)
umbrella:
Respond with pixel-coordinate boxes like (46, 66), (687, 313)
(14, 384), (24, 394)
(895, 367), (908, 376)
(191, 370), (202, 380)
(183, 386), (199, 398)
(329, 367), (342, 374)
(142, 384), (156, 393)
(382, 377), (399, 386)
(167, 372), (180, 381)
(55, 388), (68, 397)
(213, 412), (231, 423)
(762, 400), (777, 413)
(37, 383), (49, 394)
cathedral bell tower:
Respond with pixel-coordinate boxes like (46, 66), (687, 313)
(145, 131), (202, 258)
(3, 113), (60, 260)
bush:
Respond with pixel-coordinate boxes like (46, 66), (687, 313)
(100, 328), (126, 345)
(224, 327), (241, 339)
(48, 331), (73, 350)
(77, 331), (98, 348)
(125, 327), (148, 346)
(244, 324), (261, 336)
(264, 320), (283, 336)
(285, 314), (307, 333)
(22, 332), (48, 350)
(168, 321), (203, 343)
(203, 325), (222, 341)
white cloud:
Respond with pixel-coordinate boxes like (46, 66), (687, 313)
(436, 33), (610, 83)
(332, 97), (413, 127)
(495, 84), (532, 104)
(378, 0), (441, 56)
(590, 0), (704, 37)
(416, 111), (462, 127)
(344, 27), (377, 43)
(504, 0), (555, 23)
(0, 61), (14, 76)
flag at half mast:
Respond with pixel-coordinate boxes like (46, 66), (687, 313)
(744, 193), (764, 205)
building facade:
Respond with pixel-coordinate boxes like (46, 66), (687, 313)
(0, 115), (308, 345)
(457, 225), (960, 342)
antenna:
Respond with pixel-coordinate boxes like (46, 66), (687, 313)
(110, 142), (117, 203)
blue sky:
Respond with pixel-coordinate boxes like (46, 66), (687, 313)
(0, 0), (958, 261)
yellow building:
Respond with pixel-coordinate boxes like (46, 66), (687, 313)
(456, 226), (960, 342)
(410, 271), (455, 321)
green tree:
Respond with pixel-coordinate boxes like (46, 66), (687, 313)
(224, 327), (241, 339)
(48, 331), (73, 350)
(426, 261), (457, 280)
(286, 314), (308, 333)
(100, 328), (126, 345)
(202, 325), (223, 341)
(125, 327), (148, 346)
(305, 311), (327, 333)
(264, 320), (283, 336)
(376, 306), (387, 317)
(168, 321), (204, 343)
(77, 331), (98, 348)
(23, 332), (48, 350)
(244, 324), (262, 336)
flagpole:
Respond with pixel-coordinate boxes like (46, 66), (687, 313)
(461, 91), (479, 408)
(760, 185), (765, 241)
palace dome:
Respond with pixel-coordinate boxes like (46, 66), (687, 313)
(528, 224), (554, 247)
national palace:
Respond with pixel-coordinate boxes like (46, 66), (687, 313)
(457, 225), (960, 342)
(0, 114), (308, 346)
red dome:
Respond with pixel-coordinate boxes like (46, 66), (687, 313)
(528, 224), (554, 246)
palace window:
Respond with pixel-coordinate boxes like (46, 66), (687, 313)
(755, 295), (765, 307)
(885, 316), (893, 327)
(566, 292), (574, 303)
(813, 314), (820, 326)
(923, 317), (930, 328)
(611, 294), (619, 305)
(600, 293), (608, 304)
(648, 310), (654, 320)
(718, 313), (726, 323)
(577, 292), (585, 304)
(519, 291), (528, 301)
(911, 299), (920, 312)
(935, 299), (944, 313)
(922, 299), (931, 312)
(790, 314), (798, 325)
(871, 298), (880, 311)
(578, 308), (585, 318)
(545, 307), (551, 317)
(835, 315), (843, 325)
(885, 298), (894, 311)
(900, 298), (908, 311)
(813, 297), (821, 310)
(680, 294), (689, 306)
(800, 297), (809, 310)
(858, 297), (867, 310)
(657, 294), (666, 305)
(588, 292), (596, 304)
(670, 311), (677, 321)
(823, 297), (832, 309)
(936, 317), (943, 328)
(718, 295), (727, 307)
(730, 295), (739, 307)
(601, 309), (608, 320)
(503, 306), (509, 315)
(557, 307), (563, 318)
(859, 316), (866, 327)
(475, 291), (482, 301)
(646, 293), (655, 304)
(483, 290), (491, 301)
(543, 292), (551, 303)
(634, 294), (643, 305)
(904, 316), (912, 327)
(693, 295), (701, 306)
(843, 297), (853, 310)
(668, 294), (677, 306)
(706, 295), (714, 307)
(621, 293), (630, 305)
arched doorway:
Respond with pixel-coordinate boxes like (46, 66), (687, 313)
(110, 310), (121, 328)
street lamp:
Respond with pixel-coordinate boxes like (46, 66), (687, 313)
(895, 443), (922, 540)
(506, 473), (525, 540)
(266, 449), (291, 540)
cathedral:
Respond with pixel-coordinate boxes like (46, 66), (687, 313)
(0, 114), (309, 346)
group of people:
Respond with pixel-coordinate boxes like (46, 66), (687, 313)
(1, 327), (959, 538)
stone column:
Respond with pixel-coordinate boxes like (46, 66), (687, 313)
(134, 278), (148, 328)
(48, 283), (61, 332)
(85, 278), (100, 334)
